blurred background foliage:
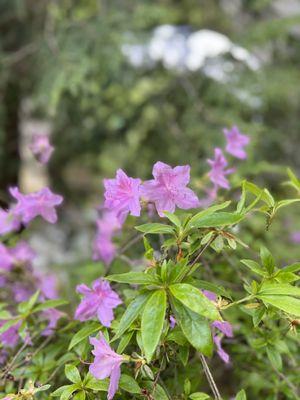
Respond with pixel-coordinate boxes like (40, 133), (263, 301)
(1, 0), (300, 197)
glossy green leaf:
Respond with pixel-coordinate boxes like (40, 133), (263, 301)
(117, 331), (134, 353)
(192, 280), (232, 300)
(260, 246), (275, 274)
(172, 299), (213, 356)
(65, 364), (81, 383)
(106, 272), (161, 285)
(33, 299), (68, 312)
(163, 211), (182, 227)
(169, 283), (221, 320)
(135, 223), (175, 234)
(186, 201), (231, 229)
(241, 260), (266, 276)
(114, 292), (152, 339)
(84, 376), (109, 391)
(119, 374), (141, 394)
(235, 389), (247, 400)
(68, 322), (101, 350)
(188, 212), (243, 229)
(189, 393), (210, 400)
(141, 289), (167, 362)
(258, 283), (300, 297)
(257, 295), (300, 316)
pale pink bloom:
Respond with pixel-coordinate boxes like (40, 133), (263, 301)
(0, 321), (20, 348)
(141, 162), (200, 217)
(92, 211), (121, 265)
(10, 241), (35, 268)
(10, 187), (63, 225)
(290, 231), (300, 244)
(0, 208), (21, 236)
(207, 148), (234, 190)
(41, 308), (64, 336)
(223, 126), (249, 159)
(0, 243), (14, 271)
(89, 333), (123, 400)
(75, 279), (122, 327)
(104, 169), (141, 223)
(35, 273), (59, 300)
(29, 134), (54, 164)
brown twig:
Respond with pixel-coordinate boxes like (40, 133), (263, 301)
(199, 354), (222, 400)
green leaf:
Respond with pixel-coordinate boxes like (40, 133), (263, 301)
(178, 346), (189, 366)
(244, 181), (274, 206)
(106, 272), (161, 285)
(266, 346), (282, 371)
(163, 211), (182, 228)
(119, 374), (141, 394)
(188, 212), (243, 229)
(18, 290), (40, 314)
(257, 295), (300, 316)
(192, 280), (232, 299)
(117, 331), (134, 353)
(169, 283), (221, 321)
(186, 201), (231, 229)
(276, 199), (300, 210)
(141, 290), (167, 362)
(258, 283), (300, 297)
(135, 223), (175, 234)
(142, 381), (169, 400)
(172, 299), (213, 357)
(260, 246), (275, 274)
(0, 310), (12, 319)
(84, 375), (109, 391)
(68, 322), (101, 350)
(241, 260), (266, 276)
(33, 299), (68, 312)
(114, 292), (152, 339)
(167, 328), (188, 346)
(51, 384), (79, 399)
(282, 262), (300, 273)
(73, 391), (86, 400)
(235, 389), (247, 400)
(65, 364), (81, 383)
(0, 318), (20, 335)
(189, 393), (210, 399)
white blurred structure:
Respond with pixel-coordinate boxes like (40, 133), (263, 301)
(122, 25), (260, 83)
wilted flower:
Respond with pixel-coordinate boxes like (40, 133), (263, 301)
(89, 333), (124, 400)
(75, 279), (122, 327)
(207, 148), (234, 189)
(29, 134), (54, 164)
(0, 208), (21, 236)
(10, 187), (63, 225)
(223, 125), (249, 159)
(104, 169), (141, 223)
(141, 162), (199, 217)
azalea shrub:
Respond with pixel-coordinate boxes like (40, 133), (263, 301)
(1, 129), (300, 400)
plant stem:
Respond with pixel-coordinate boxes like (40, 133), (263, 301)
(199, 354), (222, 400)
(221, 295), (253, 309)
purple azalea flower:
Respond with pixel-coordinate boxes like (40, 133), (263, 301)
(35, 272), (59, 300)
(41, 308), (64, 336)
(290, 231), (300, 244)
(212, 321), (233, 338)
(92, 211), (121, 265)
(141, 162), (200, 217)
(0, 243), (14, 271)
(104, 169), (141, 223)
(89, 333), (123, 400)
(29, 134), (54, 164)
(202, 290), (217, 302)
(75, 279), (122, 327)
(10, 187), (63, 225)
(12, 283), (33, 302)
(207, 148), (234, 190)
(198, 187), (218, 208)
(223, 126), (249, 159)
(0, 208), (21, 236)
(213, 335), (230, 364)
(0, 321), (20, 348)
(169, 315), (176, 329)
(10, 241), (35, 268)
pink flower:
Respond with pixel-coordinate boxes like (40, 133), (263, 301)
(104, 169), (141, 223)
(290, 231), (300, 244)
(0, 321), (20, 348)
(141, 162), (200, 217)
(10, 241), (35, 268)
(0, 208), (21, 236)
(207, 148), (234, 190)
(10, 187), (63, 225)
(35, 272), (59, 300)
(41, 308), (64, 336)
(213, 335), (230, 364)
(223, 126), (249, 159)
(169, 315), (176, 329)
(0, 243), (14, 271)
(29, 134), (54, 164)
(92, 211), (121, 265)
(12, 283), (32, 302)
(75, 279), (122, 327)
(89, 333), (123, 400)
